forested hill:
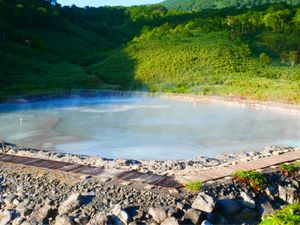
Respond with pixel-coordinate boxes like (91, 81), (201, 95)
(0, 0), (300, 103)
(163, 0), (300, 11)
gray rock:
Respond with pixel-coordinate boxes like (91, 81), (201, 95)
(257, 200), (276, 217)
(240, 192), (256, 208)
(0, 209), (12, 225)
(30, 204), (54, 222)
(54, 215), (74, 225)
(12, 217), (22, 225)
(132, 210), (143, 221)
(278, 185), (299, 204)
(58, 193), (81, 215)
(185, 208), (204, 225)
(217, 199), (240, 215)
(4, 195), (16, 208)
(112, 204), (130, 225)
(201, 220), (213, 225)
(161, 217), (179, 225)
(265, 186), (276, 200)
(87, 212), (108, 225)
(16, 200), (31, 217)
(148, 207), (167, 223)
(20, 222), (31, 225)
(192, 193), (216, 213)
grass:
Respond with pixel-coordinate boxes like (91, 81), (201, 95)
(184, 181), (203, 192)
(87, 32), (300, 103)
(260, 203), (300, 225)
(231, 170), (267, 191)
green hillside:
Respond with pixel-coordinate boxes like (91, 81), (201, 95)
(0, 0), (300, 102)
(163, 0), (300, 11)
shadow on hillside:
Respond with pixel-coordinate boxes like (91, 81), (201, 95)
(86, 48), (145, 91)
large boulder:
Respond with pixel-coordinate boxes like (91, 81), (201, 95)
(216, 199), (241, 215)
(184, 208), (204, 225)
(58, 193), (81, 215)
(192, 193), (216, 213)
(257, 199), (276, 217)
(278, 185), (299, 204)
(87, 212), (108, 225)
(240, 192), (256, 208)
(148, 207), (167, 223)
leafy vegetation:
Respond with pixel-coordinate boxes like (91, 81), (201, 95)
(0, 0), (299, 102)
(231, 170), (267, 191)
(163, 0), (300, 11)
(279, 162), (300, 177)
(260, 203), (300, 225)
(184, 181), (203, 192)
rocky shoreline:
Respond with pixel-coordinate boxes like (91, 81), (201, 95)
(0, 146), (299, 225)
(1, 142), (299, 176)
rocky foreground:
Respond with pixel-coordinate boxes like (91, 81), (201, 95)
(0, 153), (299, 225)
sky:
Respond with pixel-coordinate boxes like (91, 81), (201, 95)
(57, 0), (163, 7)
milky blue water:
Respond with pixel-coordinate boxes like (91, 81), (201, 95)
(0, 95), (299, 160)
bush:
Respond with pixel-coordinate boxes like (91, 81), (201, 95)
(279, 162), (300, 177)
(231, 170), (267, 191)
(184, 181), (202, 192)
(260, 203), (300, 225)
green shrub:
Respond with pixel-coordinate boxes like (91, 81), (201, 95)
(184, 181), (202, 192)
(231, 170), (267, 191)
(279, 162), (300, 176)
(260, 203), (300, 225)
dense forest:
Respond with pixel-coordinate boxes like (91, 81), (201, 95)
(163, 0), (300, 11)
(0, 0), (299, 102)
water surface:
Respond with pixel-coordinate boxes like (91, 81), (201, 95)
(0, 95), (299, 160)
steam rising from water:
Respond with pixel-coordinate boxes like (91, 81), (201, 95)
(0, 95), (299, 160)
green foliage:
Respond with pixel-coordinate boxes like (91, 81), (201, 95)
(184, 181), (202, 192)
(279, 162), (300, 176)
(0, 0), (299, 103)
(231, 170), (267, 191)
(259, 53), (273, 64)
(163, 0), (300, 11)
(260, 203), (300, 225)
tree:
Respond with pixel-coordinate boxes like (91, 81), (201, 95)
(288, 50), (298, 67)
(280, 51), (289, 64)
(263, 9), (291, 32)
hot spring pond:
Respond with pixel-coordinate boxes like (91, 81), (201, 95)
(0, 95), (299, 160)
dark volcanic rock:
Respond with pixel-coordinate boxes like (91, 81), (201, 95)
(216, 199), (241, 215)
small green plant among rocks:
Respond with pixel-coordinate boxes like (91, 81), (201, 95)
(279, 162), (300, 177)
(260, 203), (300, 225)
(231, 170), (267, 191)
(184, 181), (202, 192)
